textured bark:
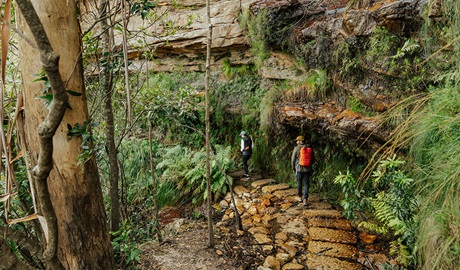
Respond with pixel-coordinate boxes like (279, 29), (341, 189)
(16, 0), (115, 269)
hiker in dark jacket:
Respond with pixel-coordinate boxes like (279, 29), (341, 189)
(291, 135), (315, 206)
(240, 131), (253, 178)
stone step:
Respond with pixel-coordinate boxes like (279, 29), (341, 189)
(308, 227), (357, 244)
(306, 201), (333, 210)
(306, 253), (363, 270)
(281, 218), (308, 236)
(233, 185), (249, 196)
(219, 174), (366, 269)
(308, 241), (359, 260)
(273, 188), (297, 199)
(308, 218), (352, 231)
(262, 183), (291, 194)
(303, 209), (343, 219)
(251, 178), (276, 188)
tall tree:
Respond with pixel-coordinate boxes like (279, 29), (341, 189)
(205, 0), (214, 248)
(15, 0), (115, 268)
(97, 0), (121, 233)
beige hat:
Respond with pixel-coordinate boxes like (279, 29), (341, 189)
(295, 136), (304, 141)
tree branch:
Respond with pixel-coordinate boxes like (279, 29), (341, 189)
(15, 1), (69, 269)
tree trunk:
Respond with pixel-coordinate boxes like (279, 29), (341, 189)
(16, 0), (115, 269)
(205, 0), (214, 248)
(148, 112), (162, 243)
(98, 0), (121, 234)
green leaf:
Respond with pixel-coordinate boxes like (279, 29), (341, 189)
(37, 94), (53, 101)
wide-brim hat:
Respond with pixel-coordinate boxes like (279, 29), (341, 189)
(295, 135), (304, 141)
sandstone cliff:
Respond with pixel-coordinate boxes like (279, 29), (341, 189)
(84, 0), (431, 158)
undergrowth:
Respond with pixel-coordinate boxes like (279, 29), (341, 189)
(334, 156), (418, 267)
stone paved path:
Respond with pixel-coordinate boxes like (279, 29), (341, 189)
(216, 172), (379, 270)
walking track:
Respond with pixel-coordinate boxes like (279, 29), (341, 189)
(217, 171), (389, 269)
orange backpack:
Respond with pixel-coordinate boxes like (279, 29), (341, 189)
(299, 146), (312, 167)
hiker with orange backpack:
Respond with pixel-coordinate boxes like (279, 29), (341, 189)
(291, 135), (315, 206)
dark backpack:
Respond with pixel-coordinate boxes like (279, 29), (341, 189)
(299, 146), (313, 167)
(242, 137), (253, 155)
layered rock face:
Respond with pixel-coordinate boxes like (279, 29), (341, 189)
(84, 0), (429, 157)
(246, 0), (427, 156)
(119, 0), (256, 72)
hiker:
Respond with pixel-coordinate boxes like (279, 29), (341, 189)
(240, 131), (253, 178)
(291, 135), (315, 206)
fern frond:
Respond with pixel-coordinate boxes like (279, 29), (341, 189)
(358, 221), (389, 235)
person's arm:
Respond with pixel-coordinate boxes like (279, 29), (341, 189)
(240, 139), (244, 152)
(291, 147), (297, 171)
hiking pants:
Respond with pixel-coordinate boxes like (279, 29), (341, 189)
(296, 171), (311, 199)
(242, 154), (251, 174)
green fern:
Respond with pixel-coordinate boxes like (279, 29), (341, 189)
(156, 144), (235, 206)
(389, 238), (412, 267)
(392, 38), (421, 59)
(335, 156), (417, 267)
(358, 220), (389, 235)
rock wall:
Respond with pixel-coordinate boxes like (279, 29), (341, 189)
(83, 0), (430, 158)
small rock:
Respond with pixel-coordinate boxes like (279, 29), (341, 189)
(248, 226), (270, 235)
(263, 255), (281, 270)
(276, 252), (292, 263)
(247, 205), (258, 215)
(279, 243), (298, 256)
(275, 232), (288, 241)
(280, 202), (293, 210)
(219, 200), (229, 209)
(233, 185), (249, 195)
(260, 198), (273, 208)
(359, 232), (378, 244)
(254, 233), (272, 244)
(262, 245), (274, 253)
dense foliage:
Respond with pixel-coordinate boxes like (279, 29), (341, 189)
(236, 2), (460, 269)
(334, 157), (418, 267)
(2, 1), (460, 269)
